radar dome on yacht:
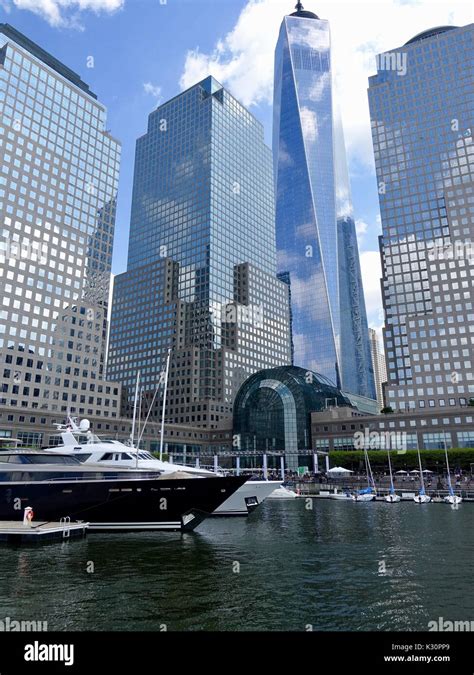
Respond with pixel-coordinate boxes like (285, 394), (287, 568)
(79, 419), (91, 432)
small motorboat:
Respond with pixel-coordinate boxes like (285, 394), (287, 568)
(329, 489), (353, 501)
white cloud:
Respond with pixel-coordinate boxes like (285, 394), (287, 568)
(355, 218), (369, 245)
(10, 0), (123, 28)
(179, 0), (286, 108)
(143, 82), (163, 104)
(300, 106), (318, 143)
(179, 0), (472, 170)
(308, 71), (330, 102)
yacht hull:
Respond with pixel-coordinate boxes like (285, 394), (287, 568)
(0, 475), (246, 532)
(213, 481), (282, 516)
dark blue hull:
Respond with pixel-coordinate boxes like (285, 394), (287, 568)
(0, 475), (247, 532)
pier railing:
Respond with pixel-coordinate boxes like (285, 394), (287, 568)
(290, 480), (473, 500)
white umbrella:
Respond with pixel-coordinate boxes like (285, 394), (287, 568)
(410, 469), (419, 474)
(395, 470), (408, 474)
(327, 466), (353, 474)
(422, 469), (433, 473)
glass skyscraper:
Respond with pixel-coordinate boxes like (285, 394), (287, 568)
(273, 3), (375, 400)
(0, 24), (121, 425)
(369, 24), (474, 417)
(108, 77), (292, 429)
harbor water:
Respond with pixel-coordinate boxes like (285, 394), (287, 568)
(1, 500), (472, 631)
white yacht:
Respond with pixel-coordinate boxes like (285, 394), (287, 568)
(44, 419), (281, 516)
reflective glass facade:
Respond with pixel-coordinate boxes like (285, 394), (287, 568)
(0, 24), (121, 417)
(108, 77), (292, 428)
(368, 24), (474, 412)
(273, 10), (375, 399)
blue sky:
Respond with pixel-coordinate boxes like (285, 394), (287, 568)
(1, 0), (472, 336)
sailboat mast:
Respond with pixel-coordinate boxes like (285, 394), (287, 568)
(417, 444), (425, 492)
(443, 430), (454, 495)
(159, 348), (172, 462)
(135, 386), (143, 469)
(387, 449), (395, 493)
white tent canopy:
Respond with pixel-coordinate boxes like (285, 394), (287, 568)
(327, 466), (353, 474)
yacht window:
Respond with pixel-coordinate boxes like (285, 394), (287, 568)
(23, 454), (81, 465)
(0, 454), (31, 464)
(98, 453), (115, 461)
(75, 454), (93, 463)
(121, 453), (133, 460)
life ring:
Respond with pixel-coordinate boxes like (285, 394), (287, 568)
(23, 507), (34, 525)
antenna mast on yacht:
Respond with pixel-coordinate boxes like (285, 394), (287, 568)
(130, 371), (140, 448)
(159, 349), (172, 461)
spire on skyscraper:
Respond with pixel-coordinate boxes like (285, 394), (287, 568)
(290, 1), (319, 19)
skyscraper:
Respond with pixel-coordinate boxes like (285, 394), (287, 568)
(108, 76), (292, 429)
(0, 24), (122, 431)
(273, 3), (375, 400)
(368, 24), (474, 416)
(369, 328), (387, 411)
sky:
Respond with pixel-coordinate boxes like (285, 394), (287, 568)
(1, 0), (472, 341)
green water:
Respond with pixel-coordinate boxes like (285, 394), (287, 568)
(0, 500), (472, 631)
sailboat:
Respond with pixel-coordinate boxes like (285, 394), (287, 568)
(385, 449), (401, 503)
(443, 434), (462, 505)
(413, 445), (431, 503)
(353, 448), (376, 501)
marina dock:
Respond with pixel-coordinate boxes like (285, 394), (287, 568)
(293, 482), (474, 502)
(0, 520), (89, 545)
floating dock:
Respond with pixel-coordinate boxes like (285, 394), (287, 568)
(0, 520), (89, 545)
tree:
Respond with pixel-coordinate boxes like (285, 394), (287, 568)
(381, 406), (394, 414)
